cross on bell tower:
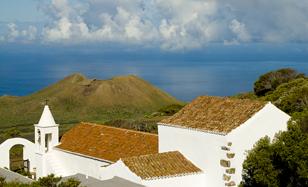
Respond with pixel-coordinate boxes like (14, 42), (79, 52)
(45, 99), (49, 106)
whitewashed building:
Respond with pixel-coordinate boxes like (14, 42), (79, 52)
(100, 151), (206, 187)
(0, 96), (290, 186)
(158, 96), (290, 186)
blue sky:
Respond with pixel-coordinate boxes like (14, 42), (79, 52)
(0, 0), (45, 22)
(0, 0), (308, 55)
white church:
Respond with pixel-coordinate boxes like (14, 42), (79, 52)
(0, 96), (290, 186)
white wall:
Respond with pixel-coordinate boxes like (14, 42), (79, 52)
(158, 125), (226, 187)
(34, 126), (59, 154)
(42, 149), (111, 179)
(144, 173), (207, 187)
(0, 138), (36, 171)
(227, 103), (290, 185)
(158, 103), (290, 187)
(100, 160), (142, 182)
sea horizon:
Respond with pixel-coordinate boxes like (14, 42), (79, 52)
(1, 54), (307, 101)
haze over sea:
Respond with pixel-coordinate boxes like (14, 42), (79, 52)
(1, 44), (308, 101)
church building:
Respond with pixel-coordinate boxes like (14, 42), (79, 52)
(0, 96), (290, 186)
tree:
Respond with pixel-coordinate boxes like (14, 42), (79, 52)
(254, 68), (304, 96)
(241, 123), (308, 187)
(265, 78), (308, 114)
(241, 137), (279, 187)
(292, 110), (308, 133)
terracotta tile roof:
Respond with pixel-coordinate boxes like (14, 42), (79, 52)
(122, 151), (202, 180)
(57, 123), (158, 162)
(160, 96), (267, 134)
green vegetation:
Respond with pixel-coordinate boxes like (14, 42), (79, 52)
(241, 123), (308, 187)
(253, 68), (304, 96)
(292, 110), (308, 133)
(0, 174), (81, 187)
(58, 178), (81, 187)
(157, 104), (185, 116)
(0, 74), (182, 142)
(234, 68), (307, 116)
(1, 128), (21, 140)
(265, 78), (308, 114)
(240, 68), (308, 186)
(232, 92), (258, 100)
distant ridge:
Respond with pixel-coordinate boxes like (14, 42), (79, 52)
(0, 73), (181, 128)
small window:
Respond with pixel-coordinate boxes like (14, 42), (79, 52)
(45, 133), (52, 151)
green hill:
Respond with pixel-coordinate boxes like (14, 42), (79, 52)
(0, 74), (182, 137)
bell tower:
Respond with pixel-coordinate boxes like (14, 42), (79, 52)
(34, 104), (59, 178)
(34, 104), (59, 154)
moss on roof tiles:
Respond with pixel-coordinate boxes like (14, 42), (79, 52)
(160, 96), (267, 134)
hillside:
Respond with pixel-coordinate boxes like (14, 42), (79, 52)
(0, 74), (182, 135)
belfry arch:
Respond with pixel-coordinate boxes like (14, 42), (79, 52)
(0, 138), (36, 172)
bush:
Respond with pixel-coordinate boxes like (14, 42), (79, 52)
(157, 104), (185, 116)
(292, 110), (308, 133)
(0, 176), (5, 186)
(254, 68), (304, 96)
(265, 78), (308, 114)
(58, 178), (81, 187)
(35, 174), (61, 187)
(0, 174), (81, 187)
(241, 123), (308, 187)
(231, 92), (258, 100)
(2, 128), (21, 140)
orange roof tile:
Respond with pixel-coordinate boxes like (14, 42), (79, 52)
(57, 123), (158, 162)
(160, 96), (267, 134)
(122, 151), (202, 180)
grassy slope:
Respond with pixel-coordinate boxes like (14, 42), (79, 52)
(0, 74), (182, 139)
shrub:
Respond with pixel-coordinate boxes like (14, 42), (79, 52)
(58, 178), (81, 187)
(241, 123), (308, 187)
(292, 110), (308, 133)
(265, 78), (308, 114)
(157, 104), (185, 116)
(35, 174), (61, 187)
(254, 68), (304, 96)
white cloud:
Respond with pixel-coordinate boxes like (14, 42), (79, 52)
(3, 23), (38, 42)
(229, 19), (251, 42)
(7, 23), (20, 42)
(4, 0), (308, 50)
(21, 26), (38, 41)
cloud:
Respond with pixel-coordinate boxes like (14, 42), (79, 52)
(229, 19), (251, 42)
(7, 23), (20, 42)
(3, 0), (308, 50)
(2, 23), (38, 42)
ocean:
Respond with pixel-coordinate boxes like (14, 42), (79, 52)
(0, 53), (307, 101)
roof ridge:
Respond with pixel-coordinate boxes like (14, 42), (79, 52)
(198, 95), (267, 103)
(80, 122), (158, 137)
